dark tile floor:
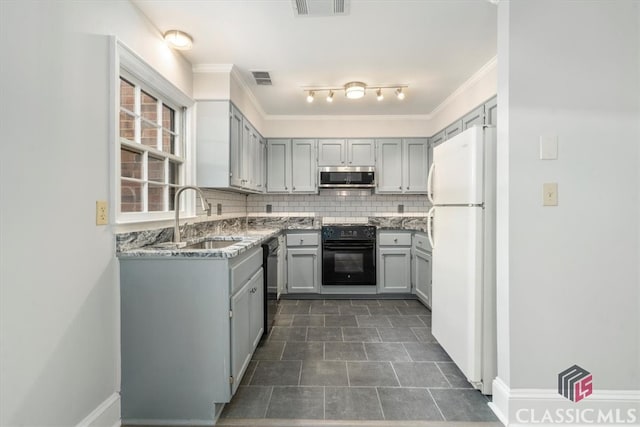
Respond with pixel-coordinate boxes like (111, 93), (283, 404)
(220, 299), (497, 423)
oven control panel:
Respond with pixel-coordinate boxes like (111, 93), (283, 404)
(322, 225), (376, 241)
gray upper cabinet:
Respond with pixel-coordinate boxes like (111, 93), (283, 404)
(196, 101), (264, 193)
(403, 138), (429, 193)
(318, 139), (375, 166)
(376, 138), (429, 194)
(347, 139), (375, 166)
(266, 139), (290, 192)
(445, 120), (463, 140)
(430, 130), (445, 147)
(376, 139), (403, 193)
(318, 139), (345, 166)
(291, 139), (317, 193)
(462, 105), (485, 130)
(484, 96), (497, 126)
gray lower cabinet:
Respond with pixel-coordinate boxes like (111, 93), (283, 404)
(412, 233), (432, 308)
(377, 231), (412, 293)
(286, 232), (320, 293)
(119, 245), (263, 424)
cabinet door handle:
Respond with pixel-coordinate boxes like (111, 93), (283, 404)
(407, 187), (409, 190)
(285, 186), (288, 190)
(399, 186), (402, 190)
(299, 239), (304, 244)
(394, 238), (398, 243)
(292, 186), (296, 190)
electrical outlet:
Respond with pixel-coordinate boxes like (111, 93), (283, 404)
(217, 203), (222, 215)
(543, 183), (558, 206)
(96, 200), (108, 225)
(398, 204), (404, 213)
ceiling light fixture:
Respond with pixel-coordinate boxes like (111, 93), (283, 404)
(345, 81), (366, 99)
(163, 30), (193, 50)
(302, 82), (407, 103)
(326, 90), (334, 103)
(306, 91), (315, 103)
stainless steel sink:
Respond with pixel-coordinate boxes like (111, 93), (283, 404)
(180, 240), (239, 250)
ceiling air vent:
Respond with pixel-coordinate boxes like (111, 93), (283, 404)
(293, 0), (349, 17)
(251, 71), (272, 86)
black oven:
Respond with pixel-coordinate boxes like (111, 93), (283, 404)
(322, 225), (376, 286)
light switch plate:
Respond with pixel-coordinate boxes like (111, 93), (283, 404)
(543, 183), (558, 206)
(96, 200), (108, 225)
(540, 135), (558, 160)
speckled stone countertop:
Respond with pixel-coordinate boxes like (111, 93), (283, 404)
(116, 215), (428, 259)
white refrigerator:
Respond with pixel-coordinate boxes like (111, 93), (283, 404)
(427, 125), (496, 395)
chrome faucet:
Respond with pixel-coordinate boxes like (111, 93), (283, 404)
(174, 186), (212, 244)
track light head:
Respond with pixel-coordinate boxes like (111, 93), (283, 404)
(395, 88), (405, 100)
(306, 91), (315, 103)
(376, 88), (384, 101)
(326, 90), (334, 103)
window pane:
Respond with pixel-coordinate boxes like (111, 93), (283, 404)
(119, 111), (135, 141)
(162, 104), (175, 131)
(148, 156), (165, 183)
(168, 161), (180, 185)
(169, 185), (178, 211)
(120, 78), (135, 112)
(121, 148), (142, 179)
(141, 120), (158, 148)
(162, 130), (176, 154)
(141, 91), (157, 123)
(148, 184), (165, 212)
(121, 180), (142, 212)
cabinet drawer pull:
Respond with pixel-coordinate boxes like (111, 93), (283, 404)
(399, 186), (402, 190)
(394, 238), (398, 243)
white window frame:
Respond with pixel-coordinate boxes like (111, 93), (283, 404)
(111, 40), (195, 224)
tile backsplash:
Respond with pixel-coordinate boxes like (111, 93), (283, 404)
(247, 192), (430, 217)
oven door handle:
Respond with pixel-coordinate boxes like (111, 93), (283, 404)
(323, 244), (375, 251)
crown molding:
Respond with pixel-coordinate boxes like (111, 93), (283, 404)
(429, 56), (497, 118)
(263, 114), (432, 121)
(229, 66), (268, 118)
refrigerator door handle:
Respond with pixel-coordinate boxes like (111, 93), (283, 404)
(427, 163), (435, 204)
(427, 206), (435, 248)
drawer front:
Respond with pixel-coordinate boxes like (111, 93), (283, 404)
(230, 247), (263, 295)
(413, 233), (431, 252)
(286, 232), (319, 247)
(378, 232), (412, 246)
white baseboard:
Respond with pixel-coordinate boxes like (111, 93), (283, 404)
(76, 392), (121, 427)
(491, 377), (640, 426)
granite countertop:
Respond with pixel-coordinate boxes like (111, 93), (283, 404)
(118, 228), (281, 259)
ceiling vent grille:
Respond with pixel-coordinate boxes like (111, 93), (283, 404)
(293, 0), (349, 17)
(251, 71), (272, 86)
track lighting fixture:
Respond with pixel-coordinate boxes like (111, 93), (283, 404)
(326, 90), (334, 103)
(302, 82), (407, 103)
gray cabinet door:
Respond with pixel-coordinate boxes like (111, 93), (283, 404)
(445, 120), (463, 140)
(229, 105), (243, 187)
(230, 280), (251, 395)
(403, 138), (429, 193)
(287, 247), (319, 293)
(241, 117), (252, 189)
(484, 96), (497, 126)
(376, 139), (403, 193)
(249, 269), (265, 349)
(318, 139), (345, 166)
(413, 249), (432, 308)
(378, 247), (412, 293)
(462, 105), (485, 130)
(347, 139), (375, 166)
(430, 130), (445, 147)
(257, 137), (266, 192)
(266, 139), (290, 192)
(291, 139), (317, 193)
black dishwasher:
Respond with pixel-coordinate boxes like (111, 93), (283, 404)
(261, 238), (279, 338)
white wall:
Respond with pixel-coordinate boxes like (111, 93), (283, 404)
(0, 1), (192, 426)
(493, 0), (639, 422)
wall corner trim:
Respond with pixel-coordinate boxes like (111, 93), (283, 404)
(75, 392), (121, 427)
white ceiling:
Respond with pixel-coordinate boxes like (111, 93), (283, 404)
(132, 0), (497, 116)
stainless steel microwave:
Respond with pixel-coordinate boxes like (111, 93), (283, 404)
(318, 166), (376, 188)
